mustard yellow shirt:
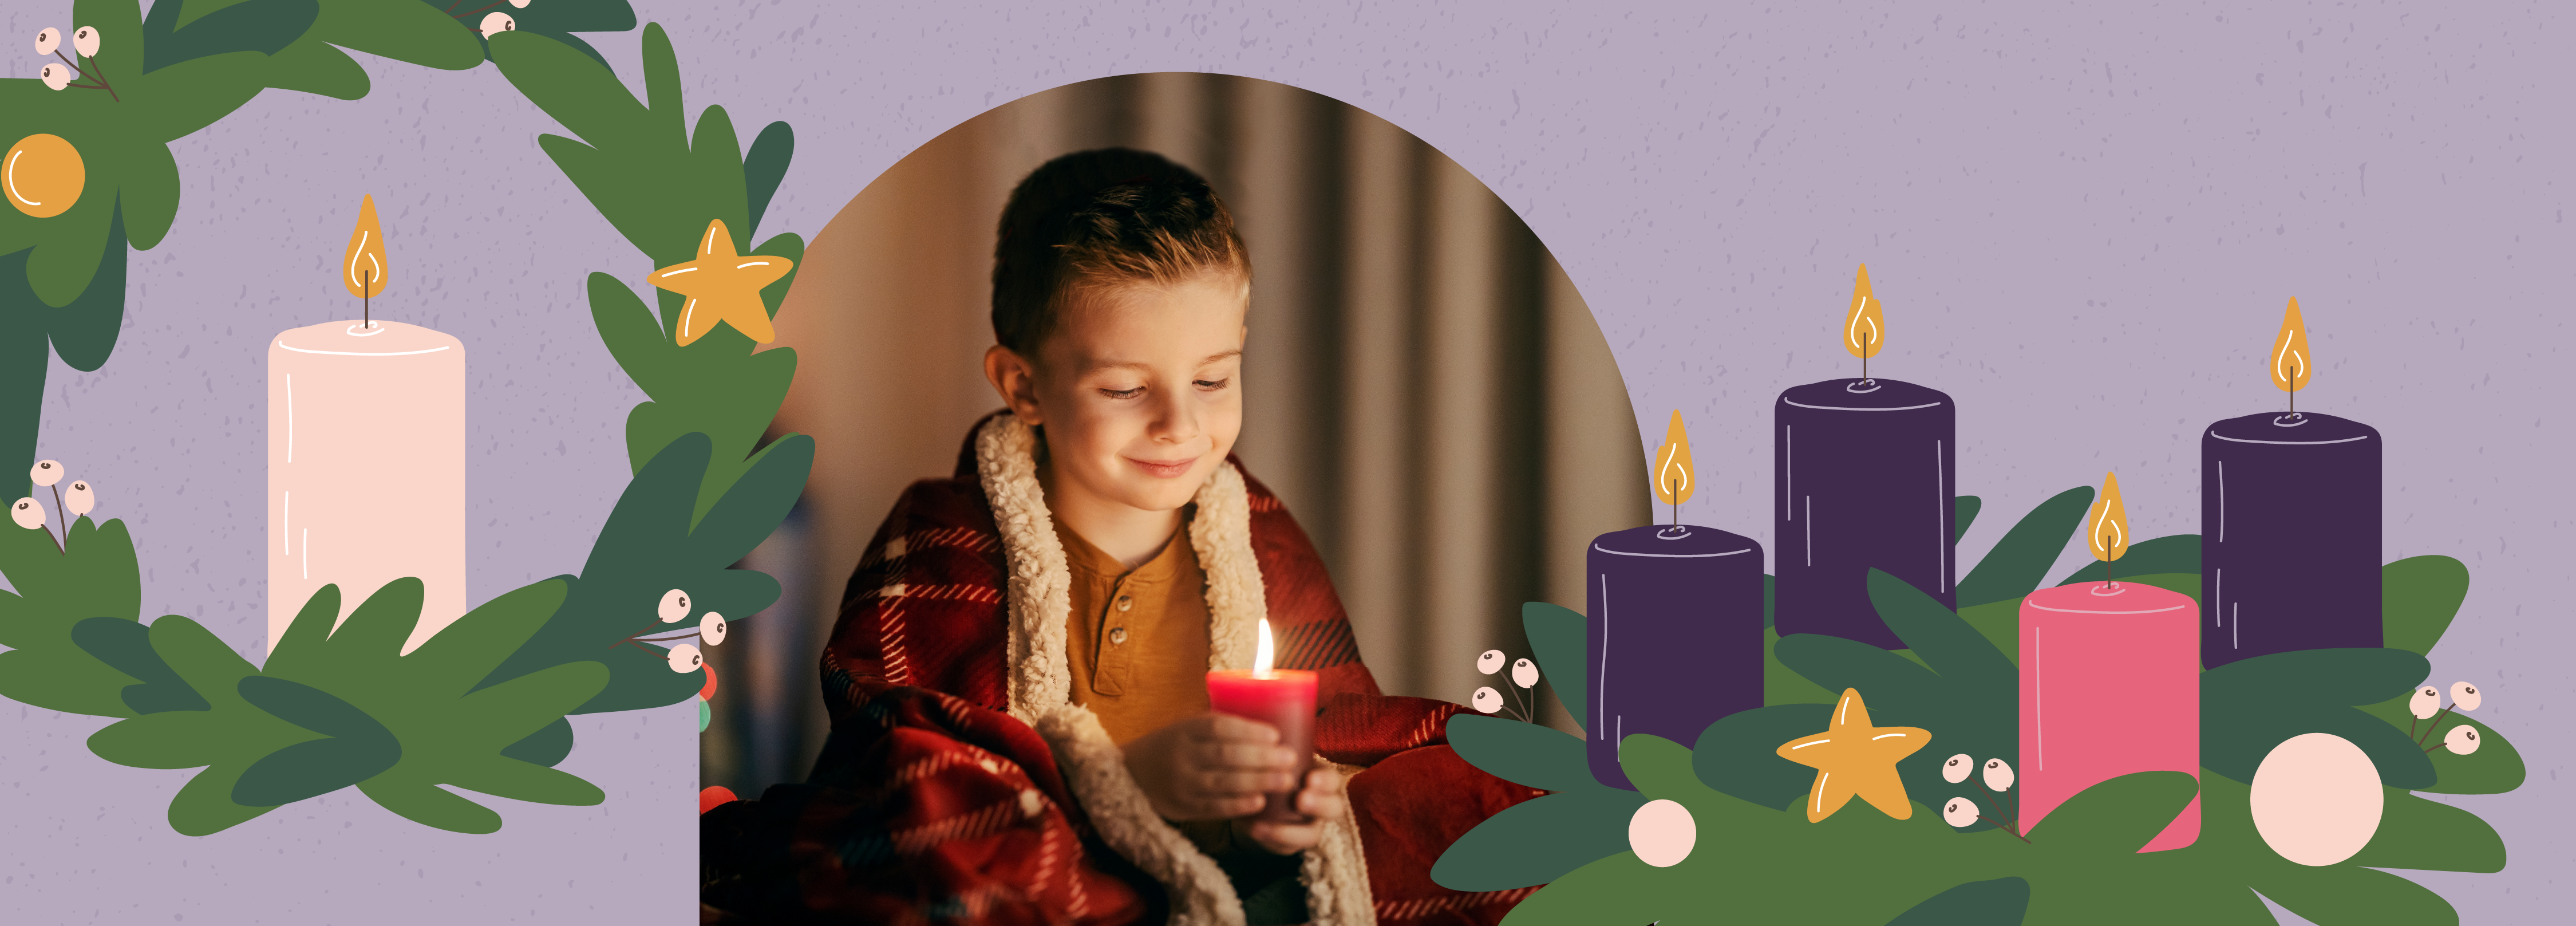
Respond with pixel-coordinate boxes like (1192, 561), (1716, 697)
(1057, 509), (1213, 747)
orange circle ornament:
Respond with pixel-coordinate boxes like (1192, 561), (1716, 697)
(4, 133), (86, 218)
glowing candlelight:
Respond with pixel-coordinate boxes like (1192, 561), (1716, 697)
(1652, 410), (1695, 526)
(1206, 618), (1318, 822)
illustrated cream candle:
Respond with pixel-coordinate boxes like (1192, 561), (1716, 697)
(1585, 412), (1765, 789)
(1206, 618), (1319, 822)
(2200, 299), (2381, 668)
(1773, 266), (1957, 649)
(2019, 472), (2199, 851)
(266, 196), (465, 655)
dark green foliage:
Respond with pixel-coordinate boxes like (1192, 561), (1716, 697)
(1953, 495), (1982, 545)
(1771, 570), (2017, 832)
(231, 674), (401, 806)
(1885, 877), (2030, 926)
(2200, 648), (2435, 789)
(142, 0), (321, 73)
(0, 515), (145, 717)
(501, 716), (577, 767)
(1954, 486), (2092, 608)
(473, 432), (805, 715)
(1693, 702), (1831, 809)
(71, 616), (208, 714)
(440, 0), (637, 66)
(744, 120), (796, 240)
(263, 578), (611, 833)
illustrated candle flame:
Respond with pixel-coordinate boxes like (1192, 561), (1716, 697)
(2087, 471), (2129, 565)
(2270, 297), (2311, 400)
(1652, 410), (1696, 511)
(1253, 618), (1275, 673)
(1843, 263), (1884, 360)
(342, 195), (389, 301)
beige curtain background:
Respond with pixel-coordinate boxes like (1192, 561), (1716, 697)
(702, 73), (1648, 795)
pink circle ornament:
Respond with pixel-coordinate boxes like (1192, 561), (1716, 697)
(1627, 799), (1696, 868)
(2249, 732), (2384, 866)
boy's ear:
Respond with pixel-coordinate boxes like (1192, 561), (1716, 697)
(983, 344), (1045, 425)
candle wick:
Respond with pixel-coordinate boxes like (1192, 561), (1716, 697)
(364, 268), (372, 330)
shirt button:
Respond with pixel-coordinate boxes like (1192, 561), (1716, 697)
(1109, 627), (1129, 644)
(1116, 595), (1134, 612)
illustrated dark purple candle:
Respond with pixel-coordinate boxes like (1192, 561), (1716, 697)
(2200, 298), (2381, 668)
(1585, 523), (1765, 790)
(1771, 267), (1957, 649)
(1772, 376), (1957, 648)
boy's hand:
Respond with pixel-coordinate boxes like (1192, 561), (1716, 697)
(1232, 759), (1349, 856)
(1123, 712), (1302, 821)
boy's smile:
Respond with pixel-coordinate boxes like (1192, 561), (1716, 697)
(986, 270), (1250, 565)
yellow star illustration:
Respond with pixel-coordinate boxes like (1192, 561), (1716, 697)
(1775, 688), (1931, 822)
(647, 219), (794, 346)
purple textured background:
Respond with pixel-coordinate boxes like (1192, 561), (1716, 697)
(1, 2), (2566, 922)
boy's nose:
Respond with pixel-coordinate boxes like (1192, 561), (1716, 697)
(1148, 389), (1201, 442)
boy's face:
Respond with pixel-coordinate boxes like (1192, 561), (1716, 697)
(999, 271), (1249, 514)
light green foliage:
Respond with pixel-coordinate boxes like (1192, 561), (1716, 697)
(488, 26), (806, 523)
(0, 515), (144, 716)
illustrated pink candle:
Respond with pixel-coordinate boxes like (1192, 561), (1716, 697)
(1206, 619), (1318, 822)
(266, 197), (466, 655)
(2018, 472), (2198, 850)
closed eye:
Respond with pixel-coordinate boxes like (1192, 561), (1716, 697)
(1099, 386), (1145, 400)
(1194, 378), (1230, 391)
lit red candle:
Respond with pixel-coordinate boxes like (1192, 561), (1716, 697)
(2018, 472), (2199, 851)
(1206, 618), (1318, 822)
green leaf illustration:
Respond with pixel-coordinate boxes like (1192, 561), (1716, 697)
(0, 515), (146, 717)
(1954, 486), (2092, 608)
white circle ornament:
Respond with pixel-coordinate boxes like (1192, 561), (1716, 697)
(30, 459), (62, 487)
(70, 26), (98, 57)
(10, 498), (41, 530)
(34, 27), (60, 56)
(699, 612), (728, 646)
(480, 13), (516, 35)
(1475, 649), (1504, 675)
(65, 480), (94, 516)
(658, 588), (692, 622)
(1627, 798), (1696, 868)
(1469, 687), (1503, 714)
(1511, 657), (1539, 689)
(1941, 753), (1973, 783)
(2249, 732), (2385, 866)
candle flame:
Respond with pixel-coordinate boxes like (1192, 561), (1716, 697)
(1652, 410), (1696, 506)
(342, 195), (389, 300)
(2086, 471), (2129, 563)
(1842, 263), (1884, 358)
(2269, 298), (2310, 393)
(1254, 618), (1274, 673)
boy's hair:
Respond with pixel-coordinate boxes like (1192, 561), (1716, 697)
(991, 148), (1250, 357)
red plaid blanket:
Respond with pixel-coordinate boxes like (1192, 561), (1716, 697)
(700, 415), (1542, 924)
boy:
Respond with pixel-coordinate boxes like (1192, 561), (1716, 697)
(700, 149), (1538, 926)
